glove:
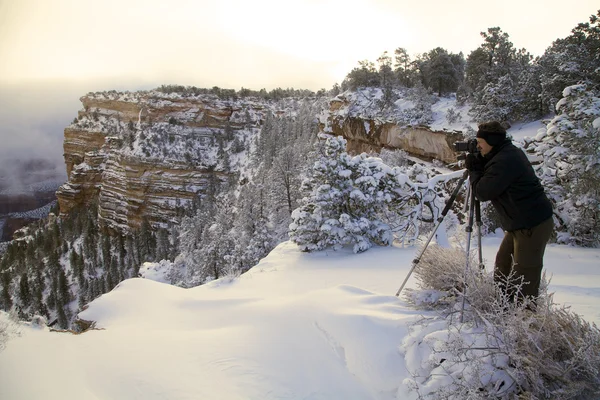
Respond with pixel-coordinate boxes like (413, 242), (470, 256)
(465, 153), (484, 172)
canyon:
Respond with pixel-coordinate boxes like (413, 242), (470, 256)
(46, 89), (463, 234)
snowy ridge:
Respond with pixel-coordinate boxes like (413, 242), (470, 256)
(1, 238), (599, 399)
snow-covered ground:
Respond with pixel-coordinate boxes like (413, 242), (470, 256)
(1, 236), (598, 400)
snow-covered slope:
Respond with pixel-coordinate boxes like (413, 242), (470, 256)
(1, 237), (598, 400)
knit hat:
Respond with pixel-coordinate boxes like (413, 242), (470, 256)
(476, 121), (507, 146)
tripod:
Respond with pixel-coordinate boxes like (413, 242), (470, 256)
(395, 169), (485, 322)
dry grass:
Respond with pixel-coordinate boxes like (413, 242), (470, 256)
(404, 245), (600, 399)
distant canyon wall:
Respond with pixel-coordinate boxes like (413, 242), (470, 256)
(56, 91), (270, 232)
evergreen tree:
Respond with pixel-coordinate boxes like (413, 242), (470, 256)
(530, 83), (600, 245)
(19, 272), (31, 309)
(31, 265), (45, 314)
(137, 218), (156, 262)
(466, 27), (534, 122)
(394, 47), (412, 87)
(57, 267), (71, 306)
(465, 27), (521, 96)
(289, 135), (394, 253)
(1, 272), (13, 309)
(538, 10), (600, 115)
(269, 145), (303, 217)
(56, 303), (68, 329)
(342, 60), (380, 90)
(197, 195), (236, 280)
(470, 75), (519, 122)
(424, 48), (463, 96)
(156, 228), (171, 261)
(377, 51), (396, 105)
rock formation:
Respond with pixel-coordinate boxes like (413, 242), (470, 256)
(322, 91), (464, 163)
(56, 90), (275, 232)
(56, 88), (465, 233)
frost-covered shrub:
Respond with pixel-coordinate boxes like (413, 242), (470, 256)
(413, 244), (474, 293)
(402, 245), (600, 399)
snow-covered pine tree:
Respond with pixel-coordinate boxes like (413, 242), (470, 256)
(538, 10), (600, 115)
(469, 74), (520, 123)
(529, 83), (600, 245)
(289, 135), (387, 252)
(289, 135), (454, 253)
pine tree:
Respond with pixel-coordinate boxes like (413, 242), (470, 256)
(342, 60), (381, 90)
(529, 83), (600, 245)
(538, 10), (600, 114)
(19, 272), (32, 309)
(57, 267), (71, 306)
(138, 218), (156, 262)
(289, 135), (393, 253)
(465, 27), (522, 96)
(394, 47), (412, 87)
(155, 228), (171, 261)
(56, 303), (68, 329)
(269, 145), (303, 217)
(1, 272), (13, 309)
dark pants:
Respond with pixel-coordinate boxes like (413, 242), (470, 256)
(494, 217), (554, 303)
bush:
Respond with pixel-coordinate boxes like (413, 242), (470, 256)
(401, 245), (600, 399)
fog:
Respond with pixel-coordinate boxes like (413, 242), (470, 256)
(0, 78), (159, 184)
(0, 81), (84, 177)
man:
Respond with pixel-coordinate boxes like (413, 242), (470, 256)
(465, 121), (554, 305)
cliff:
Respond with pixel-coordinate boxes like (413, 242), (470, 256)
(56, 90), (281, 231)
(319, 88), (465, 163)
(56, 88), (466, 232)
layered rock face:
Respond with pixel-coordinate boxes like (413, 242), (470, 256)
(56, 90), (270, 231)
(321, 90), (464, 163)
(57, 88), (465, 233)
(328, 116), (461, 163)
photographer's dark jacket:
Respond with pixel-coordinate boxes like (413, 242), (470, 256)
(469, 140), (553, 232)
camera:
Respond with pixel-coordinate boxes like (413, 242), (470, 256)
(454, 138), (479, 154)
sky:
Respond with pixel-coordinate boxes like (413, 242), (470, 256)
(0, 0), (598, 164)
(1, 0), (598, 89)
(1, 237), (599, 399)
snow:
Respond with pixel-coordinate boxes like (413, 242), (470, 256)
(1, 238), (599, 400)
(429, 96), (472, 132)
(506, 119), (547, 142)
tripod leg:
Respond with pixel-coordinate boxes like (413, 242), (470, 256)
(395, 219), (443, 296)
(460, 184), (477, 323)
(475, 200), (485, 270)
(395, 170), (469, 297)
